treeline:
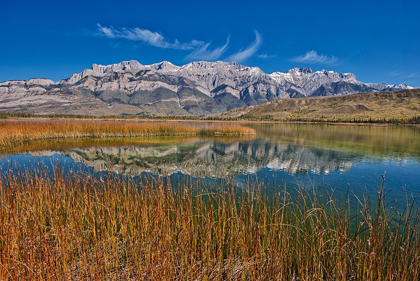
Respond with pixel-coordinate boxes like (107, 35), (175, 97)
(285, 116), (420, 124)
(205, 115), (420, 124)
(1, 111), (419, 124)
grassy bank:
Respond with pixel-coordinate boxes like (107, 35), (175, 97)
(0, 121), (256, 149)
(215, 89), (420, 124)
(0, 170), (418, 279)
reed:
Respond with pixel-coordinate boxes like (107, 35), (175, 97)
(0, 121), (256, 148)
(0, 169), (418, 280)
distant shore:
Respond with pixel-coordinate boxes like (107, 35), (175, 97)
(1, 115), (419, 127)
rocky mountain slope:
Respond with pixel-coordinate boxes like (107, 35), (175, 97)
(0, 60), (413, 116)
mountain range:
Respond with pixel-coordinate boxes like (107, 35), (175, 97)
(0, 60), (413, 116)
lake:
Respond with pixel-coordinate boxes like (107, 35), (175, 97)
(1, 122), (419, 209)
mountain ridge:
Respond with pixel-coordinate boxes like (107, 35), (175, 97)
(0, 60), (414, 117)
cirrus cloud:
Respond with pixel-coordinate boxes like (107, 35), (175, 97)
(185, 37), (230, 61)
(291, 50), (338, 64)
(96, 24), (264, 63)
(225, 31), (262, 63)
(97, 24), (204, 50)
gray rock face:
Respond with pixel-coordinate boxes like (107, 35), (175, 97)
(0, 60), (414, 116)
(269, 68), (412, 97)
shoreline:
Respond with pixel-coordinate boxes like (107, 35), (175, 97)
(2, 116), (420, 127)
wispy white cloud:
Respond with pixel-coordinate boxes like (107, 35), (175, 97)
(97, 25), (267, 64)
(291, 50), (338, 64)
(97, 24), (204, 50)
(225, 31), (262, 63)
(257, 53), (275, 59)
(97, 25), (115, 38)
(408, 72), (420, 78)
(185, 37), (230, 61)
(389, 70), (403, 76)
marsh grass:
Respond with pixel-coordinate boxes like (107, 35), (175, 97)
(0, 168), (418, 280)
(0, 121), (256, 149)
(0, 136), (256, 156)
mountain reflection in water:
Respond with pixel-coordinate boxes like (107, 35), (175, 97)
(24, 139), (358, 177)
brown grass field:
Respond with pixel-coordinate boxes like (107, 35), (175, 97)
(0, 169), (418, 280)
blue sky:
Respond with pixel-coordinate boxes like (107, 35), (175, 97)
(1, 0), (419, 86)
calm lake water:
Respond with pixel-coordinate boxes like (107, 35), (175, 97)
(1, 123), (419, 208)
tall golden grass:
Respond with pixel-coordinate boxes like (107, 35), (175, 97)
(0, 121), (256, 148)
(0, 169), (418, 280)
